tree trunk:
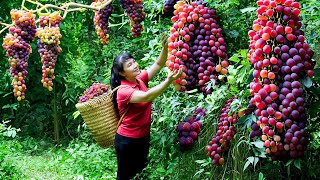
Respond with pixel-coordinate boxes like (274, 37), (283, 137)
(53, 87), (59, 143)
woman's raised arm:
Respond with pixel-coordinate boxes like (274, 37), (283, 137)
(147, 34), (168, 81)
(130, 68), (182, 103)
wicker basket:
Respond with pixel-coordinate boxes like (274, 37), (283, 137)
(75, 91), (118, 148)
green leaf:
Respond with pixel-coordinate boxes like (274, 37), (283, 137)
(148, 39), (158, 49)
(252, 141), (264, 148)
(294, 159), (301, 170)
(239, 114), (256, 130)
(229, 53), (241, 63)
(240, 7), (257, 13)
(285, 159), (294, 166)
(258, 172), (265, 180)
(247, 156), (254, 163)
(3, 92), (13, 97)
(228, 30), (239, 38)
(254, 157), (259, 168)
(240, 49), (248, 58)
(302, 77), (312, 88)
(2, 103), (18, 110)
(246, 73), (254, 84)
(195, 160), (206, 164)
(73, 111), (80, 119)
(243, 159), (251, 171)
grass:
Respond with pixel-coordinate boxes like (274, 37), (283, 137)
(1, 137), (117, 180)
(1, 127), (319, 180)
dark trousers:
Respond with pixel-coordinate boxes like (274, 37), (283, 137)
(115, 133), (150, 180)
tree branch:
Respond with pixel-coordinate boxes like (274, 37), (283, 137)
(0, 0), (113, 35)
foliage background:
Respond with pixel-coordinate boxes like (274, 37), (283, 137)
(0, 0), (319, 179)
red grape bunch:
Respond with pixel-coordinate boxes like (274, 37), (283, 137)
(2, 10), (37, 101)
(205, 97), (239, 166)
(176, 107), (205, 151)
(92, 0), (113, 45)
(78, 83), (111, 103)
(167, 1), (229, 94)
(248, 0), (315, 160)
(120, 0), (146, 37)
(36, 13), (62, 91)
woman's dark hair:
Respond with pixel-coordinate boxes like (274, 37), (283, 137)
(110, 52), (134, 116)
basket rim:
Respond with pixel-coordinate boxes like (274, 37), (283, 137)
(76, 85), (125, 108)
(76, 91), (114, 107)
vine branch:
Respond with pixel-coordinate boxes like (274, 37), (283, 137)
(0, 0), (113, 35)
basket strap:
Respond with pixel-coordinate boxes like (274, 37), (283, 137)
(117, 106), (129, 128)
(111, 86), (121, 94)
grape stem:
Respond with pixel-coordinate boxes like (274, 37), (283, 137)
(109, 21), (127, 28)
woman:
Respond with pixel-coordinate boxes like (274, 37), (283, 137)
(110, 35), (182, 180)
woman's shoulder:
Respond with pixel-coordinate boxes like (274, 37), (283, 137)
(117, 85), (135, 102)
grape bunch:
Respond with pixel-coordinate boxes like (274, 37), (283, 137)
(163, 0), (178, 15)
(247, 0), (315, 160)
(120, 0), (146, 37)
(176, 107), (205, 151)
(167, 1), (229, 94)
(2, 10), (37, 101)
(36, 13), (62, 91)
(92, 0), (113, 45)
(205, 97), (239, 166)
(78, 83), (111, 103)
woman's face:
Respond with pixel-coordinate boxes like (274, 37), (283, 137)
(120, 58), (140, 79)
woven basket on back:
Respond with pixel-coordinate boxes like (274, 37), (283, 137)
(75, 90), (118, 148)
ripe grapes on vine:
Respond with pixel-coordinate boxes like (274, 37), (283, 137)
(167, 1), (229, 94)
(36, 12), (62, 91)
(248, 0), (315, 160)
(93, 0), (113, 45)
(176, 107), (205, 151)
(205, 97), (239, 166)
(2, 10), (37, 101)
(120, 0), (146, 38)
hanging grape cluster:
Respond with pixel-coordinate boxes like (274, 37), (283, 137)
(205, 97), (239, 166)
(93, 0), (113, 45)
(176, 107), (205, 151)
(167, 1), (229, 94)
(2, 10), (37, 101)
(120, 0), (146, 37)
(36, 13), (62, 91)
(78, 83), (111, 103)
(248, 0), (316, 160)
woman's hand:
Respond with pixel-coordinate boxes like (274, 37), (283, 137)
(161, 33), (168, 50)
(167, 68), (183, 82)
